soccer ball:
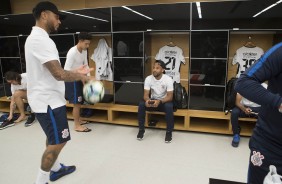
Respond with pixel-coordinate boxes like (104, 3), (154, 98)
(83, 80), (105, 104)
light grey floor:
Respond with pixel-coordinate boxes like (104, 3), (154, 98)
(0, 118), (250, 184)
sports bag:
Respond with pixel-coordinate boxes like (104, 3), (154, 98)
(224, 77), (238, 113)
(173, 82), (188, 109)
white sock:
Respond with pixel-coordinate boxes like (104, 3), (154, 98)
(35, 168), (49, 184)
(51, 159), (61, 172)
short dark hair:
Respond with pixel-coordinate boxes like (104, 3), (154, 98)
(155, 60), (166, 74)
(78, 32), (91, 41)
(5, 71), (21, 83)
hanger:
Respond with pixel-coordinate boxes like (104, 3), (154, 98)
(167, 36), (175, 47)
(244, 36), (256, 48)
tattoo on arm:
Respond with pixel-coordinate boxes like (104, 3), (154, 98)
(44, 60), (85, 82)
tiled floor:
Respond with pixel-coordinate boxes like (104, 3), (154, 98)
(0, 119), (250, 184)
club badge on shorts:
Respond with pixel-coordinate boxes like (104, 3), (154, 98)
(251, 151), (264, 166)
(62, 129), (70, 139)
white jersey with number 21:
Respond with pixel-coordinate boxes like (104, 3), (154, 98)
(155, 45), (185, 83)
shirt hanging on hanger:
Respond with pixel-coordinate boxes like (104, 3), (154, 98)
(155, 45), (185, 83)
(232, 46), (264, 78)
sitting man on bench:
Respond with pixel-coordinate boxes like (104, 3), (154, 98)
(137, 60), (174, 143)
(231, 83), (267, 147)
(0, 71), (35, 130)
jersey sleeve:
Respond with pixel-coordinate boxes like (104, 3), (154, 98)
(232, 52), (238, 65)
(235, 43), (282, 109)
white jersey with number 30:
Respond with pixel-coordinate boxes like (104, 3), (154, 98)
(155, 45), (185, 83)
(232, 46), (264, 78)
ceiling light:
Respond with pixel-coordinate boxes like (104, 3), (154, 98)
(196, 2), (202, 19)
(61, 11), (109, 22)
(253, 0), (282, 17)
(122, 6), (153, 20)
(4, 17), (9, 20)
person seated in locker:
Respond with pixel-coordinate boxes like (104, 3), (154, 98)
(137, 60), (174, 143)
(0, 71), (36, 130)
(231, 83), (267, 147)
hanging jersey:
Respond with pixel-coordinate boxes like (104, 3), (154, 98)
(155, 45), (185, 83)
(91, 38), (113, 81)
(232, 46), (264, 78)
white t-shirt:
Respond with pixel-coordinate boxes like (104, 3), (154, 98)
(144, 74), (174, 100)
(64, 46), (88, 71)
(11, 73), (27, 94)
(155, 45), (185, 83)
(232, 46), (264, 78)
(25, 26), (65, 113)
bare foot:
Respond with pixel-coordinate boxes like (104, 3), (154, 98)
(14, 115), (27, 123)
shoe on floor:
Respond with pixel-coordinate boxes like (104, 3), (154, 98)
(0, 119), (15, 130)
(137, 130), (145, 140)
(25, 113), (36, 127)
(232, 134), (240, 147)
(165, 131), (172, 143)
(50, 163), (76, 182)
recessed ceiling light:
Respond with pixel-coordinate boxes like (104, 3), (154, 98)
(196, 2), (202, 19)
(253, 0), (282, 17)
(122, 6), (153, 20)
(4, 17), (9, 20)
(61, 10), (109, 22)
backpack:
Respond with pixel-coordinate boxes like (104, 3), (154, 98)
(224, 77), (238, 113)
(173, 82), (188, 109)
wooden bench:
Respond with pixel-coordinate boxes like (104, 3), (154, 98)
(0, 96), (258, 136)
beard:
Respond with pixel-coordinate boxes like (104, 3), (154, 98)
(46, 20), (58, 34)
(153, 72), (160, 78)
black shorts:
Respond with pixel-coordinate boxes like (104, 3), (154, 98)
(35, 105), (71, 145)
(248, 137), (282, 183)
(65, 81), (83, 104)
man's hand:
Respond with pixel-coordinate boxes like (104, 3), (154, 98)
(7, 115), (13, 121)
(145, 100), (154, 107)
(75, 65), (94, 75)
(244, 107), (252, 115)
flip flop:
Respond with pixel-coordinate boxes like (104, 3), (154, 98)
(80, 121), (90, 125)
(75, 127), (92, 132)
